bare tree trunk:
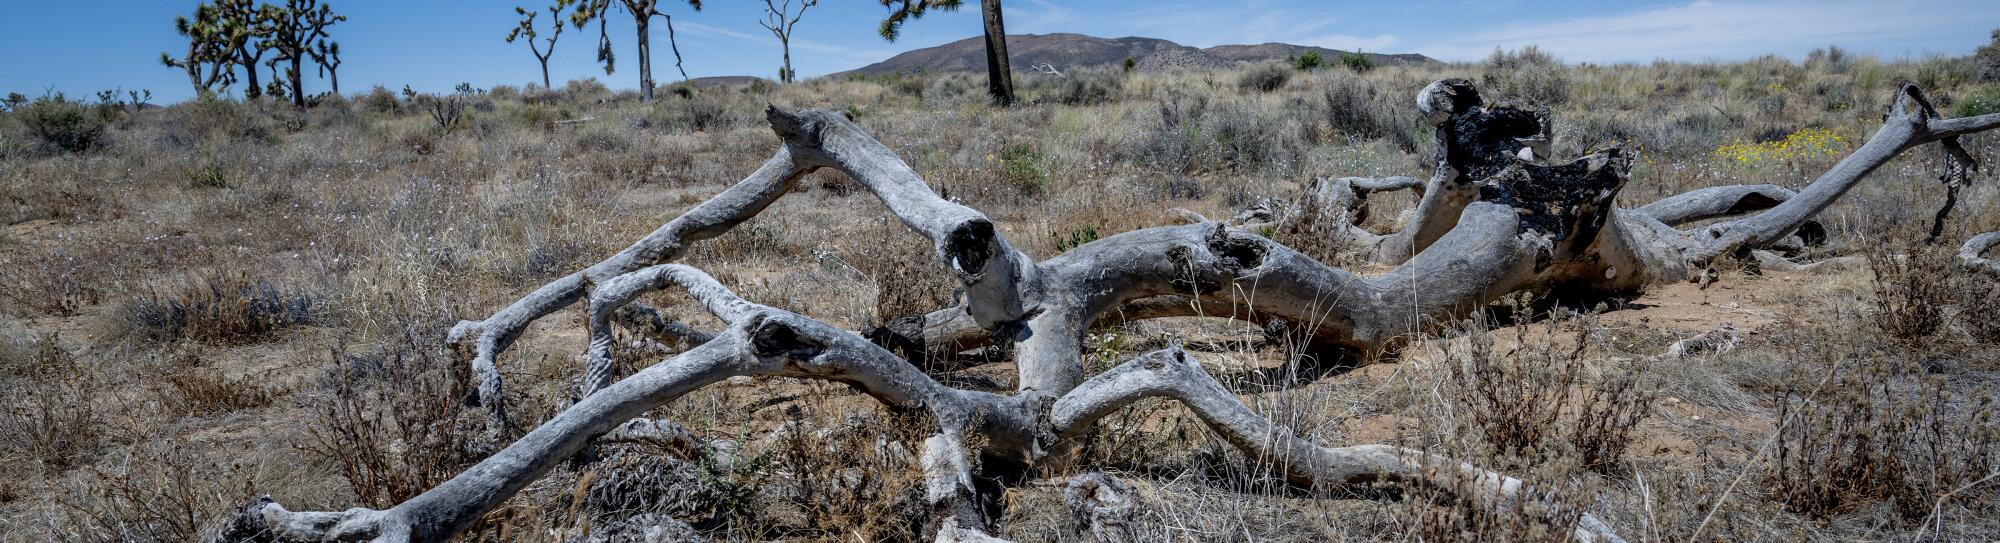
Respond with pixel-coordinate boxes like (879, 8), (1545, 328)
(239, 50), (262, 100)
(980, 0), (1014, 106)
(781, 40), (793, 83)
(290, 56), (306, 106)
(636, 16), (654, 101)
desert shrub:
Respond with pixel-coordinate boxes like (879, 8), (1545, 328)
(17, 95), (108, 153)
(152, 348), (286, 417)
(1764, 348), (1999, 521)
(1032, 71), (1121, 106)
(849, 217), (954, 326)
(1483, 46), (1570, 105)
(1290, 51), (1325, 71)
(1135, 93), (1212, 176)
(304, 329), (484, 508)
(1208, 100), (1298, 174)
(1052, 225), (1099, 252)
(1442, 314), (1653, 472)
(398, 125), (438, 155)
(184, 162), (230, 189)
(1270, 182), (1364, 267)
(120, 271), (315, 344)
(0, 334), (106, 473)
(995, 142), (1049, 192)
(1963, 280), (2000, 343)
(1321, 77), (1414, 150)
(1978, 28), (2000, 82)
(1399, 314), (1651, 539)
(0, 243), (111, 316)
(579, 443), (764, 534)
(653, 97), (735, 132)
(1913, 55), (1975, 91)
(359, 84), (399, 113)
(764, 405), (927, 539)
(1865, 241), (1955, 340)
(512, 103), (563, 131)
(1338, 51), (1374, 73)
(55, 440), (259, 543)
(1956, 85), (2000, 118)
(571, 123), (633, 154)
(562, 78), (613, 103)
(1805, 45), (1854, 74)
(159, 96), (273, 148)
(1236, 63), (1291, 93)
(418, 93), (467, 135)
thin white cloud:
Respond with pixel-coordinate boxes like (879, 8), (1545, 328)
(676, 20), (760, 41)
(1414, 0), (1991, 63)
(1301, 34), (1400, 52)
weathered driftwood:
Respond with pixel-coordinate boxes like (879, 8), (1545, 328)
(1964, 232), (2000, 275)
(879, 84), (2000, 361)
(214, 80), (2000, 542)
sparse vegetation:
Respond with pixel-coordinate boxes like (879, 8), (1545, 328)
(6, 42), (2000, 542)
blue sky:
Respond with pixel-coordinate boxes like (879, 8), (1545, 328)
(2, 0), (1996, 102)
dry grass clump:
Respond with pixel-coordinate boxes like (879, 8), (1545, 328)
(1439, 314), (1654, 473)
(1482, 46), (1571, 106)
(151, 347), (288, 417)
(760, 404), (928, 539)
(1320, 75), (1419, 151)
(303, 329), (484, 509)
(1388, 313), (1654, 540)
(54, 440), (260, 543)
(118, 270), (316, 344)
(0, 242), (112, 317)
(0, 334), (109, 473)
(1238, 63), (1293, 93)
(1764, 342), (2000, 523)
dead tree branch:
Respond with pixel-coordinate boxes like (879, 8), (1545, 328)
(215, 80), (2000, 543)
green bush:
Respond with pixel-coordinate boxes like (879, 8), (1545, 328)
(185, 164), (230, 189)
(1290, 51), (1325, 71)
(17, 96), (108, 153)
(996, 143), (1048, 192)
(1030, 71), (1121, 106)
(1955, 85), (2000, 118)
(1338, 52), (1374, 73)
(1979, 28), (2000, 82)
(1237, 63), (1291, 93)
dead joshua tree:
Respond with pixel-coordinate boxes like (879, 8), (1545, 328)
(758, 0), (816, 84)
(212, 79), (1999, 542)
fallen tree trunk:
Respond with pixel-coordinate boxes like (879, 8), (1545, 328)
(213, 81), (2000, 542)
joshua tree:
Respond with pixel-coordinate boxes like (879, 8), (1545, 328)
(879, 0), (1014, 105)
(165, 0), (267, 99)
(758, 0), (816, 84)
(508, 1), (574, 89)
(571, 0), (701, 102)
(259, 0), (344, 106)
(162, 3), (237, 95)
(310, 40), (342, 93)
(206, 80), (2000, 543)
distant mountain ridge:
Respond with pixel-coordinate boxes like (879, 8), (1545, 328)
(837, 33), (1435, 77)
